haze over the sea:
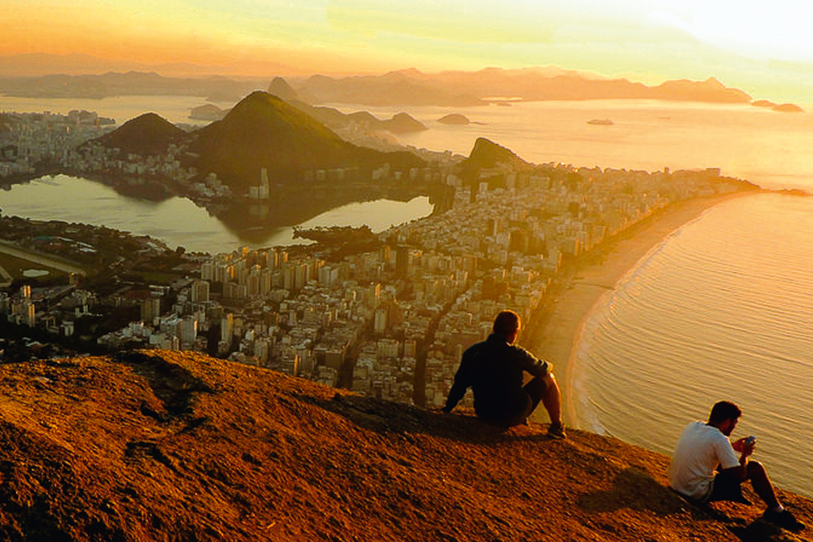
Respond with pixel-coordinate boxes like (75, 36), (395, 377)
(3, 1), (813, 105)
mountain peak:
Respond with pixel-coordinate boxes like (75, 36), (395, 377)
(189, 91), (351, 190)
(268, 76), (298, 101)
(94, 112), (185, 156)
(2, 349), (806, 541)
(465, 137), (528, 169)
(189, 91), (423, 192)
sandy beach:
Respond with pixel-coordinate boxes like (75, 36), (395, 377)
(526, 191), (757, 427)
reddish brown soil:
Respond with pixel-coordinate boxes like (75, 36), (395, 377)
(0, 350), (809, 541)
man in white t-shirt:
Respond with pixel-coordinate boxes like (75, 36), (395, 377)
(669, 401), (804, 531)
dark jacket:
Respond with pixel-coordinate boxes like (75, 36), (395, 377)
(444, 334), (551, 421)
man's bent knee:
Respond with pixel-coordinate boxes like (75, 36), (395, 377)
(543, 372), (560, 392)
(747, 460), (767, 478)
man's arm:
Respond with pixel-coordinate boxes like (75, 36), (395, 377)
(719, 437), (755, 480)
(442, 353), (474, 413)
(442, 379), (467, 413)
(516, 345), (553, 377)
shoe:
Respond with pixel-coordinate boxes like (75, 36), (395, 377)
(763, 508), (806, 531)
(547, 422), (566, 440)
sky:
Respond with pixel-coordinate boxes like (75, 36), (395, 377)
(2, 0), (813, 103)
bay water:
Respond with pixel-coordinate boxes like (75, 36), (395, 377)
(573, 193), (813, 497)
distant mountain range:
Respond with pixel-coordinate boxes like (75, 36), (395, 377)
(0, 69), (264, 102)
(0, 52), (295, 78)
(92, 91), (426, 194)
(268, 76), (427, 133)
(0, 60), (762, 106)
(290, 68), (753, 105)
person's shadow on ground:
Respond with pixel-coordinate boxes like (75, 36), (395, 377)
(579, 467), (796, 542)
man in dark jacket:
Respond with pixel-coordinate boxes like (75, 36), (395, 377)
(442, 310), (565, 438)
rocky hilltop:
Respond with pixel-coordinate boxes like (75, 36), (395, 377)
(0, 350), (810, 541)
(460, 137), (531, 183)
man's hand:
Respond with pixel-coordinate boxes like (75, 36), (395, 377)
(733, 437), (756, 457)
(743, 438), (756, 457)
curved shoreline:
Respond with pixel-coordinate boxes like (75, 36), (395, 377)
(526, 191), (758, 427)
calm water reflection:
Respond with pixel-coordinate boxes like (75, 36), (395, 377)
(0, 175), (433, 254)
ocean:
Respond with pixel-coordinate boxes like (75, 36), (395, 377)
(3, 94), (813, 496)
(573, 193), (813, 498)
(335, 98), (813, 192)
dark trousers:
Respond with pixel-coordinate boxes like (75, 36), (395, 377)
(494, 374), (547, 428)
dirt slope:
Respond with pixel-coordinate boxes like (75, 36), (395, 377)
(0, 350), (809, 541)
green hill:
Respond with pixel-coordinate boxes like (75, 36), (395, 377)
(94, 113), (186, 156)
(188, 91), (424, 193)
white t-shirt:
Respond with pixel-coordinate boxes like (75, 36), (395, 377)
(668, 421), (740, 500)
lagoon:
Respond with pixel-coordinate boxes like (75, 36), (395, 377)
(0, 175), (433, 254)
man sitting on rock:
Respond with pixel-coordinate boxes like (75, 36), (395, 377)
(441, 310), (566, 439)
(669, 400), (805, 531)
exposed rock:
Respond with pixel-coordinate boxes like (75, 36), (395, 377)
(464, 137), (529, 171)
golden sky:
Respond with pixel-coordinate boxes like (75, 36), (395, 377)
(2, 0), (812, 103)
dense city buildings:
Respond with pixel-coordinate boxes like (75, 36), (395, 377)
(1, 124), (749, 407)
(0, 110), (115, 178)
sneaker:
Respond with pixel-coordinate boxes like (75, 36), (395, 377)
(763, 508), (806, 531)
(547, 422), (566, 440)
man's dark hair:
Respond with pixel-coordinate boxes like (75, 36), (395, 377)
(709, 401), (742, 424)
(493, 310), (520, 338)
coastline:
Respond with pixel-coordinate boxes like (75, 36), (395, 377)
(525, 190), (758, 427)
